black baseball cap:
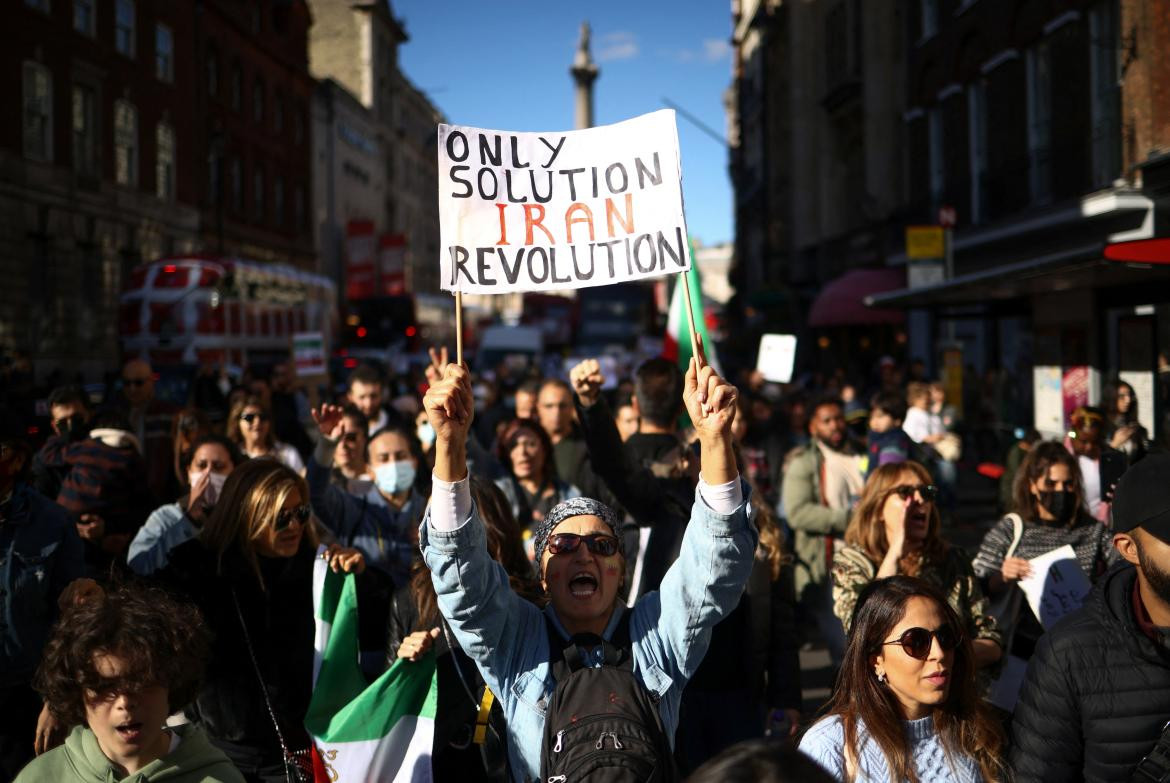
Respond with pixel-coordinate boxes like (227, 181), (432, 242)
(1112, 453), (1170, 543)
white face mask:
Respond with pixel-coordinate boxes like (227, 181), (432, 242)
(374, 460), (416, 495)
(416, 421), (436, 447)
(189, 471), (229, 506)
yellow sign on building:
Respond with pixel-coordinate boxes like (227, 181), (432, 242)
(906, 226), (945, 259)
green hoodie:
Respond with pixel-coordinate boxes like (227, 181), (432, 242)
(14, 724), (244, 783)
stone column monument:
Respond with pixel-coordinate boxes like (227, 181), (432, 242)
(570, 21), (599, 129)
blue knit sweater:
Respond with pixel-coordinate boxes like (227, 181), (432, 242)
(798, 714), (983, 782)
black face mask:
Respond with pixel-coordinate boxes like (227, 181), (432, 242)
(58, 414), (89, 442)
(1038, 490), (1077, 523)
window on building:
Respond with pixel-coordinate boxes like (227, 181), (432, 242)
(919, 0), (938, 40)
(113, 99), (138, 186)
(22, 62), (53, 162)
(229, 157), (242, 212)
(253, 164), (264, 221)
(115, 0), (135, 57)
(156, 24), (173, 82)
(25, 0), (50, 13)
(273, 175), (285, 227)
(1089, 1), (1121, 188)
(74, 0), (95, 36)
(1026, 41), (1052, 205)
(967, 80), (987, 225)
(206, 48), (219, 96)
(155, 123), (175, 200)
(928, 106), (944, 206)
(72, 84), (98, 177)
(253, 78), (264, 124)
(230, 61), (242, 111)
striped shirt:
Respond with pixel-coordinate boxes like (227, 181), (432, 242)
(37, 435), (146, 528)
(971, 513), (1116, 583)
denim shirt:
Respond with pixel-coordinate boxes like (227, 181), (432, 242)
(1, 484), (85, 686)
(419, 480), (757, 782)
(127, 501), (195, 575)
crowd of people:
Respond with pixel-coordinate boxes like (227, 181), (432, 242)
(1, 346), (1168, 783)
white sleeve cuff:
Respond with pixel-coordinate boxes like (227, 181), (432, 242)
(429, 472), (472, 532)
(697, 476), (742, 514)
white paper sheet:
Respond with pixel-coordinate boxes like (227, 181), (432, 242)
(1018, 544), (1092, 629)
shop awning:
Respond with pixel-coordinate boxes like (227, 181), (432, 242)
(808, 268), (906, 326)
(864, 243), (1108, 309)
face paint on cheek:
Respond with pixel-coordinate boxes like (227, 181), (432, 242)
(546, 566), (561, 584)
(605, 565), (619, 577)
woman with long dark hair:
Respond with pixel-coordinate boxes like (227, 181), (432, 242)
(493, 418), (580, 541)
(1101, 379), (1149, 462)
(387, 477), (542, 781)
(226, 395), (305, 474)
(799, 576), (1005, 782)
(833, 462), (1001, 669)
(972, 441), (1115, 663)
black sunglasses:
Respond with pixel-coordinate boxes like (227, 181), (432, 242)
(122, 378), (149, 387)
(274, 504), (312, 531)
(339, 432), (362, 444)
(882, 625), (960, 660)
(890, 483), (938, 502)
(546, 533), (620, 557)
(240, 412), (270, 424)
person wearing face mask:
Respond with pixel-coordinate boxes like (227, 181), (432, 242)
(1011, 453), (1170, 783)
(32, 386), (92, 500)
(799, 577), (1005, 782)
(972, 441), (1116, 667)
(127, 435), (242, 576)
(306, 409), (427, 588)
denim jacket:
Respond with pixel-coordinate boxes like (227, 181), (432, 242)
(419, 480), (757, 782)
(1, 484), (85, 687)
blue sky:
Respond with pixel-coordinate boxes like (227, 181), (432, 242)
(393, 0), (735, 245)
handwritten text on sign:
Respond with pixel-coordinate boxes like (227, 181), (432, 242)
(437, 110), (690, 294)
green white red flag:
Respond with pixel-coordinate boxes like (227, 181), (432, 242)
(306, 550), (438, 782)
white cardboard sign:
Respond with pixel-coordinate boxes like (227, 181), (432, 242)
(1018, 544), (1092, 629)
(756, 334), (797, 384)
(437, 110), (690, 294)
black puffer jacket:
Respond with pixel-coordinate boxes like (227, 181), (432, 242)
(1011, 562), (1170, 782)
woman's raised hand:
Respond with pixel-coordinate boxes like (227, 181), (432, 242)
(311, 403), (347, 441)
(423, 361), (473, 482)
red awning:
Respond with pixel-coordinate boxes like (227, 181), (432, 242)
(808, 268), (907, 327)
(1104, 238), (1170, 264)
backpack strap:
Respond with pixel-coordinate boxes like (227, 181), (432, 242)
(545, 608), (633, 680)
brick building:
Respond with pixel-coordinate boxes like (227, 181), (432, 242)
(2, 0), (201, 376)
(194, 0), (315, 268)
(2, 0), (316, 378)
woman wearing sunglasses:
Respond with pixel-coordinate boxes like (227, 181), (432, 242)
(155, 459), (365, 782)
(800, 576), (1006, 782)
(418, 357), (756, 782)
(832, 462), (1003, 669)
(226, 394), (306, 475)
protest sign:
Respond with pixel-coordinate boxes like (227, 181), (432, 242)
(292, 332), (327, 378)
(1018, 544), (1092, 629)
(756, 334), (797, 384)
(437, 110), (691, 294)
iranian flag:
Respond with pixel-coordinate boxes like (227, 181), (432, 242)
(306, 550), (438, 782)
(663, 237), (721, 376)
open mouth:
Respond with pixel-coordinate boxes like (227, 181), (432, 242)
(568, 572), (598, 598)
(115, 722), (144, 742)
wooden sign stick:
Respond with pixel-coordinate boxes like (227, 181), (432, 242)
(680, 271), (704, 370)
(455, 290), (464, 366)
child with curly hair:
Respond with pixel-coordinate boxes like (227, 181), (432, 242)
(14, 585), (243, 782)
